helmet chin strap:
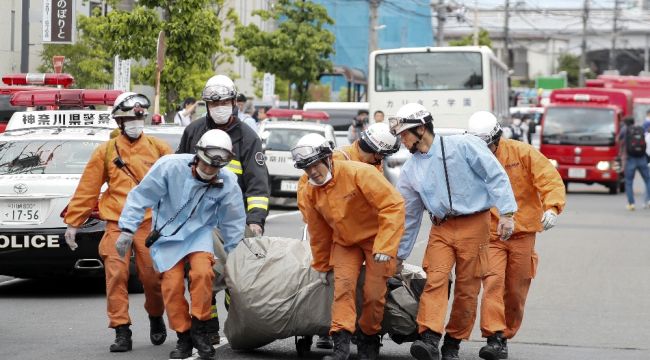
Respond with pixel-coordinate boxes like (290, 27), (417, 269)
(191, 158), (223, 186)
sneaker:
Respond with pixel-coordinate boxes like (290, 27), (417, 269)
(627, 204), (636, 211)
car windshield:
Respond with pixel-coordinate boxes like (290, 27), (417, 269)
(264, 129), (324, 151)
(375, 52), (483, 91)
(147, 132), (182, 151)
(0, 140), (101, 175)
(542, 107), (616, 146)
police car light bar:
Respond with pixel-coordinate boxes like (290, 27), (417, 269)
(266, 108), (330, 120)
(10, 89), (123, 107)
(2, 73), (75, 87)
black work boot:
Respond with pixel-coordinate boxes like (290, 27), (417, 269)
(109, 325), (132, 352)
(322, 330), (352, 360)
(191, 317), (216, 360)
(316, 335), (333, 349)
(440, 334), (461, 360)
(410, 330), (441, 360)
(479, 331), (507, 360)
(501, 338), (508, 359)
(149, 315), (167, 345)
(169, 331), (193, 359)
(205, 304), (221, 345)
(356, 331), (381, 360)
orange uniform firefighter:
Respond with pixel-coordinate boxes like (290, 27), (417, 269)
(293, 133), (405, 360)
(63, 92), (172, 352)
(468, 111), (566, 360)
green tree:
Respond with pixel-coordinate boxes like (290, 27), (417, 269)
(232, 0), (335, 108)
(448, 29), (493, 48)
(557, 53), (595, 87)
(39, 0), (237, 113)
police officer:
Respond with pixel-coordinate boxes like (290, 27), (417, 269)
(390, 103), (517, 360)
(176, 74), (270, 343)
(64, 92), (172, 352)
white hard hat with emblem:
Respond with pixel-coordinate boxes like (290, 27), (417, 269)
(202, 75), (237, 102)
(467, 111), (503, 145)
(195, 129), (234, 167)
(388, 103), (433, 135)
(111, 92), (150, 119)
(291, 133), (334, 169)
(360, 122), (400, 155)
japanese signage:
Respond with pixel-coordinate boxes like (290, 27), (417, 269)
(42, 0), (75, 44)
(6, 111), (117, 131)
(113, 56), (131, 92)
(383, 97), (474, 109)
(263, 73), (275, 104)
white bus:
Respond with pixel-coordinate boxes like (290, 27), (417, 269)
(369, 46), (509, 129)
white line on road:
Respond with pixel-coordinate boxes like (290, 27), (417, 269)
(266, 210), (300, 221)
(0, 278), (23, 287)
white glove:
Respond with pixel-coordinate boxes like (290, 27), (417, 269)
(541, 209), (558, 231)
(497, 215), (515, 241)
(374, 253), (391, 263)
(317, 271), (329, 285)
(115, 232), (134, 258)
(64, 226), (79, 251)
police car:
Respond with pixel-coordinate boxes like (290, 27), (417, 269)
(259, 109), (336, 197)
(143, 124), (186, 151)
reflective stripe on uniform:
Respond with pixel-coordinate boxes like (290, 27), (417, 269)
(210, 305), (218, 319)
(226, 159), (243, 175)
(246, 196), (269, 211)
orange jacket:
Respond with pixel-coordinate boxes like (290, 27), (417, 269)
(332, 141), (384, 172)
(65, 134), (172, 227)
(297, 160), (405, 272)
(489, 138), (566, 236)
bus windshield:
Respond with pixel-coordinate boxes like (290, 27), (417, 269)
(374, 52), (483, 91)
(542, 107), (616, 146)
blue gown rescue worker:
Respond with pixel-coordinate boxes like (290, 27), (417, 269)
(294, 133), (405, 360)
(467, 111), (566, 360)
(390, 103), (517, 360)
(116, 129), (246, 360)
(176, 74), (270, 343)
(64, 92), (172, 352)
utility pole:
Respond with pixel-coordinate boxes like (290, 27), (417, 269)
(609, 0), (620, 70)
(579, 0), (590, 87)
(435, 0), (446, 46)
(369, 0), (380, 53)
(504, 0), (512, 69)
(20, 0), (29, 72)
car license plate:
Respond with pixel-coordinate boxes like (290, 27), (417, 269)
(280, 180), (298, 192)
(1, 201), (44, 222)
(568, 168), (586, 179)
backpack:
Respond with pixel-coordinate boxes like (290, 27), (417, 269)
(626, 125), (647, 157)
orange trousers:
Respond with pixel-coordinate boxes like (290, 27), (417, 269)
(330, 242), (396, 336)
(162, 251), (215, 333)
(98, 220), (164, 328)
(417, 211), (490, 339)
(480, 232), (538, 339)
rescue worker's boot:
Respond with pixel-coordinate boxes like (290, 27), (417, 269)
(322, 330), (352, 360)
(479, 331), (507, 360)
(149, 315), (167, 345)
(410, 330), (441, 360)
(440, 334), (461, 360)
(316, 335), (333, 349)
(191, 317), (216, 360)
(205, 304), (221, 345)
(356, 331), (381, 360)
(109, 325), (132, 352)
(169, 331), (193, 359)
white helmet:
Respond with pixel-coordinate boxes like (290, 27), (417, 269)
(291, 133), (333, 169)
(195, 129), (234, 167)
(202, 75), (237, 102)
(112, 92), (150, 119)
(359, 122), (400, 155)
(467, 111), (503, 145)
(388, 103), (433, 135)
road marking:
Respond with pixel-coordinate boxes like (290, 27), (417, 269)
(266, 210), (300, 221)
(0, 278), (23, 287)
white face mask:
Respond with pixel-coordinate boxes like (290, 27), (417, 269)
(210, 105), (232, 124)
(123, 120), (144, 139)
(308, 169), (332, 187)
(196, 166), (217, 181)
(513, 118), (522, 126)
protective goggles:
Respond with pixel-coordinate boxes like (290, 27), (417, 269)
(291, 145), (332, 169)
(112, 94), (150, 115)
(388, 114), (433, 136)
(202, 85), (236, 102)
(196, 146), (234, 168)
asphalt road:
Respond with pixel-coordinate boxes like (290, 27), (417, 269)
(1, 177), (650, 360)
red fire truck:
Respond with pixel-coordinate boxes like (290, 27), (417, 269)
(540, 87), (632, 194)
(586, 75), (650, 123)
